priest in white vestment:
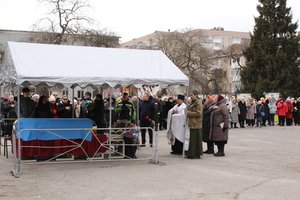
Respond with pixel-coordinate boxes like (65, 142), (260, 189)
(166, 95), (189, 155)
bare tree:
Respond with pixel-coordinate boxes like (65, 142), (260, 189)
(32, 0), (93, 44)
(30, 0), (119, 47)
(0, 43), (5, 65)
(155, 29), (229, 94)
(223, 40), (250, 69)
(220, 40), (250, 93)
(28, 31), (62, 44)
(207, 68), (228, 94)
(79, 29), (120, 48)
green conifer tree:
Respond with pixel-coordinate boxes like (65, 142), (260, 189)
(241, 0), (300, 98)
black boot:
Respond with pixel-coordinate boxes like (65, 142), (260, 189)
(231, 122), (233, 128)
(234, 123), (238, 128)
(214, 143), (225, 157)
(241, 121), (245, 128)
(203, 142), (214, 154)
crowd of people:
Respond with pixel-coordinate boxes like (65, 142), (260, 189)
(165, 93), (300, 159)
(167, 92), (229, 159)
(1, 87), (299, 160)
(227, 96), (300, 128)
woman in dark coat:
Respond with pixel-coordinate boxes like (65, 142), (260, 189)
(210, 95), (229, 157)
(256, 101), (265, 127)
(35, 95), (52, 118)
(238, 97), (247, 128)
(202, 95), (215, 154)
(262, 99), (269, 126)
(57, 95), (72, 118)
(92, 94), (106, 133)
(161, 97), (175, 130)
(294, 98), (300, 126)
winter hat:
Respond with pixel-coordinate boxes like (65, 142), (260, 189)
(9, 95), (14, 100)
(49, 95), (56, 102)
(240, 96), (245, 103)
(258, 101), (262, 104)
(32, 94), (40, 100)
(177, 94), (185, 101)
(191, 90), (200, 96)
(22, 87), (30, 93)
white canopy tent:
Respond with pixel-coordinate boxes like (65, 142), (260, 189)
(0, 42), (189, 177)
(0, 42), (189, 88)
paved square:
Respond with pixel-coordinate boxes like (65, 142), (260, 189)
(1, 126), (300, 200)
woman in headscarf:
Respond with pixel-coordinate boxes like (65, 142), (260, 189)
(186, 90), (203, 159)
(49, 95), (59, 118)
(268, 98), (277, 126)
(230, 96), (240, 128)
(246, 97), (256, 127)
(210, 94), (229, 157)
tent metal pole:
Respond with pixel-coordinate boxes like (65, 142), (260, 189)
(71, 87), (75, 118)
(11, 83), (18, 176)
(109, 88), (112, 129)
(182, 85), (189, 158)
(15, 84), (21, 176)
(108, 87), (112, 159)
(136, 88), (139, 127)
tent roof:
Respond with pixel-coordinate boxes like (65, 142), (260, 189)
(1, 42), (189, 88)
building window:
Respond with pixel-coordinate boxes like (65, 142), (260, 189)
(77, 90), (84, 99)
(213, 37), (222, 43)
(232, 37), (241, 44)
(62, 90), (68, 96)
(213, 43), (222, 50)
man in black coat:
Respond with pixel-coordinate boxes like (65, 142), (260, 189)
(139, 93), (156, 147)
(20, 87), (35, 118)
(92, 94), (106, 132)
(115, 93), (136, 123)
(80, 92), (94, 119)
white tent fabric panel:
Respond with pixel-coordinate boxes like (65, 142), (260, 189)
(1, 42), (189, 88)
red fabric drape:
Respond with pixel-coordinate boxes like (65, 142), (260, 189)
(15, 135), (108, 157)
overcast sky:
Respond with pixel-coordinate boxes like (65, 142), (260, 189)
(0, 0), (299, 42)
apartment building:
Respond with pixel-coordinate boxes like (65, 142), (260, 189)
(122, 28), (250, 94)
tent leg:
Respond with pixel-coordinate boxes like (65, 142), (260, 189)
(108, 87), (112, 159)
(12, 132), (21, 178)
(150, 128), (159, 164)
(71, 87), (75, 118)
(182, 85), (189, 159)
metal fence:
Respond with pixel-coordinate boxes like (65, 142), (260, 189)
(3, 124), (159, 178)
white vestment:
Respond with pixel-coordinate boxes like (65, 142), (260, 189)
(166, 103), (190, 150)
